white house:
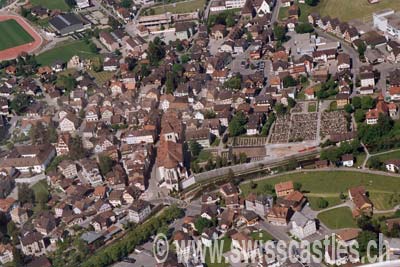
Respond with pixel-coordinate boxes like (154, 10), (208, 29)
(79, 158), (103, 186)
(341, 154), (354, 167)
(385, 159), (400, 173)
(0, 244), (13, 264)
(76, 0), (90, 8)
(128, 200), (151, 223)
(290, 212), (317, 239)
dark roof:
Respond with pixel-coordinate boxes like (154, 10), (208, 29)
(50, 13), (83, 31)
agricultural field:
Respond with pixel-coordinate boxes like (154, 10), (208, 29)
(240, 171), (400, 210)
(30, 0), (70, 11)
(0, 19), (34, 51)
(297, 0), (400, 22)
(144, 0), (205, 15)
(36, 40), (98, 66)
(317, 207), (357, 229)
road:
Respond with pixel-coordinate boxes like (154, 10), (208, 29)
(314, 29), (362, 96)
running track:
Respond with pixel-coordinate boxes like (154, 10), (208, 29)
(0, 14), (43, 61)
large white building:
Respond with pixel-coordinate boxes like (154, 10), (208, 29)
(76, 0), (90, 9)
(290, 212), (317, 239)
(373, 9), (400, 40)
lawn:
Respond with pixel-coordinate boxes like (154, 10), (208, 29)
(317, 207), (357, 229)
(297, 0), (400, 22)
(36, 40), (98, 66)
(198, 150), (212, 162)
(354, 153), (367, 168)
(31, 179), (49, 198)
(204, 237), (231, 267)
(87, 70), (115, 85)
(146, 0), (206, 15)
(250, 230), (274, 243)
(308, 102), (317, 113)
(30, 0), (70, 11)
(367, 150), (400, 167)
(0, 19), (34, 51)
(240, 171), (400, 210)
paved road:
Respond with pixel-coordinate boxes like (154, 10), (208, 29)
(315, 29), (362, 96)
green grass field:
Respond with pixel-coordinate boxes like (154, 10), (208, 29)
(317, 207), (357, 229)
(36, 40), (98, 66)
(145, 0), (205, 15)
(240, 171), (400, 210)
(30, 0), (70, 11)
(297, 0), (400, 22)
(0, 19), (34, 51)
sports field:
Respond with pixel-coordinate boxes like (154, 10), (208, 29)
(297, 0), (400, 22)
(0, 19), (34, 51)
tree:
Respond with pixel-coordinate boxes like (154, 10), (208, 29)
(189, 141), (203, 158)
(190, 161), (201, 173)
(57, 75), (77, 93)
(69, 137), (86, 160)
(239, 152), (247, 163)
(180, 54), (190, 64)
(12, 248), (23, 267)
(224, 75), (242, 90)
(305, 0), (318, 6)
(344, 104), (353, 113)
(357, 42), (367, 58)
(352, 96), (362, 109)
(295, 23), (314, 33)
(294, 182), (302, 191)
(354, 109), (365, 123)
(10, 94), (31, 115)
(194, 217), (213, 233)
(273, 24), (287, 43)
(120, 0), (132, 8)
(30, 122), (46, 144)
(287, 97), (296, 108)
(148, 37), (165, 66)
(317, 198), (329, 209)
(109, 16), (121, 29)
(227, 168), (235, 180)
(7, 221), (18, 244)
(275, 103), (287, 115)
(369, 157), (382, 170)
(283, 76), (297, 88)
(357, 231), (378, 254)
(65, 0), (77, 7)
(228, 112), (247, 136)
(99, 155), (114, 176)
(320, 147), (340, 163)
(361, 96), (374, 110)
(165, 73), (176, 94)
(18, 183), (35, 205)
